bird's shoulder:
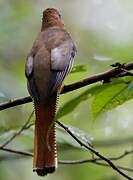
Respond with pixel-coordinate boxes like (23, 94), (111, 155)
(29, 26), (76, 57)
(40, 26), (75, 50)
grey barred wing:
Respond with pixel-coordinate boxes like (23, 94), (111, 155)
(51, 40), (76, 90)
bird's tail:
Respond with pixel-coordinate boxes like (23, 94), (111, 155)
(33, 95), (57, 176)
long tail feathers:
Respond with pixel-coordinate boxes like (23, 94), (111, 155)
(33, 95), (57, 176)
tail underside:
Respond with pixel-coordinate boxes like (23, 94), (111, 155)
(33, 96), (57, 176)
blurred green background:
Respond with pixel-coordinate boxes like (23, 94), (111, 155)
(1, 0), (133, 180)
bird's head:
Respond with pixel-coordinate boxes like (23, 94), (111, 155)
(42, 8), (64, 30)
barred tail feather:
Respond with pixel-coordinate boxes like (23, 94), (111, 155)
(33, 95), (57, 176)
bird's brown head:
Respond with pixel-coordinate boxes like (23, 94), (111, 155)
(41, 8), (64, 30)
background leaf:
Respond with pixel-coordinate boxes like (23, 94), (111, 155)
(56, 89), (91, 119)
(58, 77), (133, 120)
(90, 77), (133, 119)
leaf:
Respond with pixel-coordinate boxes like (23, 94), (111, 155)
(56, 124), (93, 150)
(90, 78), (133, 119)
(57, 76), (133, 121)
(56, 89), (91, 119)
(70, 64), (87, 74)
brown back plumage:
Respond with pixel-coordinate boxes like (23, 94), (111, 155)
(25, 8), (76, 176)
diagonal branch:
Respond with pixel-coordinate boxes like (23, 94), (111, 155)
(0, 117), (133, 177)
(56, 120), (133, 180)
(0, 62), (133, 111)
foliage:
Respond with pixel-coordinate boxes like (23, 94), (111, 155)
(57, 75), (133, 120)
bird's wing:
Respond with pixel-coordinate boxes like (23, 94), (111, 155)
(25, 39), (76, 97)
(51, 40), (76, 90)
(25, 56), (34, 78)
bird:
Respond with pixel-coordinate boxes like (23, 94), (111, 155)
(25, 8), (76, 176)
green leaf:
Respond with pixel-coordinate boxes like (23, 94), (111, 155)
(57, 76), (133, 121)
(90, 78), (133, 119)
(56, 89), (91, 119)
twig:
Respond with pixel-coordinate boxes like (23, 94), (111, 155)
(1, 146), (133, 173)
(0, 108), (133, 178)
(59, 149), (133, 164)
(120, 68), (133, 76)
(0, 147), (32, 156)
(0, 111), (34, 148)
(112, 150), (133, 160)
(59, 160), (133, 172)
(56, 120), (133, 180)
(59, 149), (133, 173)
(0, 62), (133, 111)
(0, 116), (133, 175)
(91, 161), (133, 173)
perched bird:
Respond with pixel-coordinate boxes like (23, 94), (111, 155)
(25, 8), (76, 176)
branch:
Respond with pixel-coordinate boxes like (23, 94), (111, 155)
(63, 62), (133, 93)
(0, 114), (133, 177)
(90, 161), (133, 173)
(0, 147), (32, 156)
(0, 108), (133, 178)
(60, 160), (133, 173)
(59, 149), (133, 164)
(0, 62), (133, 111)
(56, 120), (133, 180)
(1, 146), (133, 173)
(0, 96), (32, 111)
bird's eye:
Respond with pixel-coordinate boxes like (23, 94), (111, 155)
(58, 13), (61, 18)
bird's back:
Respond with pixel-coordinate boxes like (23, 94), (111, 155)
(27, 27), (75, 103)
